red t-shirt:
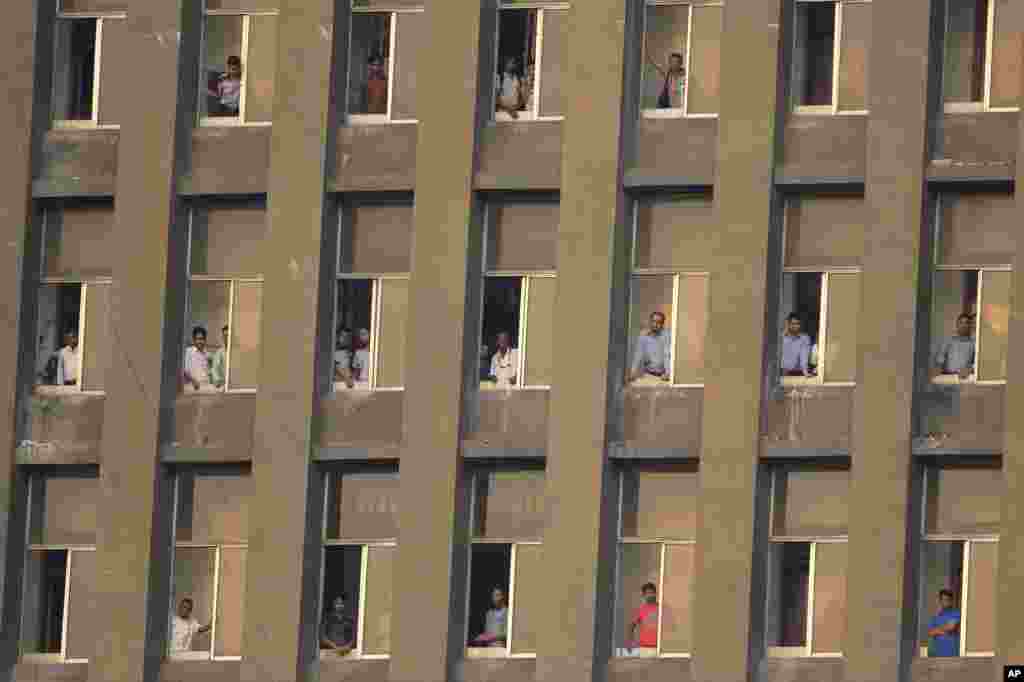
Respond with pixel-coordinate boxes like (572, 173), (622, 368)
(631, 603), (659, 647)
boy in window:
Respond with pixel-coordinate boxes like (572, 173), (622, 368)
(56, 330), (80, 387)
(933, 314), (975, 380)
(470, 587), (508, 647)
(320, 594), (356, 656)
(927, 589), (961, 657)
(210, 325), (229, 389)
(781, 313), (812, 377)
(183, 326), (212, 392)
(628, 582), (659, 655)
(649, 52), (686, 109)
(488, 331), (518, 387)
(366, 55), (388, 115)
(208, 55), (242, 116)
(170, 597), (211, 654)
(351, 328), (371, 387)
(495, 57), (526, 120)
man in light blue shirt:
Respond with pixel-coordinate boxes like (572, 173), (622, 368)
(630, 312), (671, 383)
(933, 314), (975, 378)
(781, 313), (812, 376)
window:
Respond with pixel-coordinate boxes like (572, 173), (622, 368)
(918, 464), (1000, 657)
(21, 472), (98, 663)
(347, 9), (422, 123)
(335, 203), (412, 391)
(614, 467), (697, 657)
(171, 469), (250, 661)
(791, 0), (871, 113)
(466, 470), (545, 658)
(943, 0), (1020, 110)
(930, 193), (1012, 385)
(627, 274), (709, 387)
(199, 11), (278, 125)
(479, 200), (557, 390)
(184, 203), (265, 393)
(35, 206), (114, 394)
(640, 1), (722, 117)
(766, 466), (849, 657)
(494, 2), (567, 121)
(320, 471), (398, 659)
(52, 5), (126, 128)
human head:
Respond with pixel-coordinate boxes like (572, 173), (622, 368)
(496, 331), (512, 352)
(192, 326), (208, 351)
(503, 56), (518, 74)
(491, 587), (506, 608)
(649, 311), (666, 334)
(669, 52), (684, 73)
(331, 594), (346, 612)
(641, 582), (657, 604)
(786, 313), (802, 335)
(221, 324), (229, 346)
(63, 330), (78, 349)
(177, 597), (194, 619)
(356, 328), (370, 349)
(938, 589), (955, 610)
(226, 55), (242, 78)
(337, 327), (352, 350)
(955, 313), (972, 337)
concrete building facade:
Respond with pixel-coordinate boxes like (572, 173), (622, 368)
(0, 1), (1022, 681)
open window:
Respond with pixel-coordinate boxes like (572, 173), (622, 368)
(35, 206), (114, 394)
(791, 0), (871, 114)
(942, 0), (1021, 111)
(21, 472), (98, 663)
(320, 470), (398, 659)
(930, 193), (1012, 385)
(466, 469), (545, 658)
(614, 466), (697, 658)
(918, 464), (1000, 658)
(347, 9), (422, 123)
(199, 11), (278, 125)
(185, 203), (265, 393)
(52, 4), (126, 128)
(766, 466), (849, 658)
(335, 203), (412, 391)
(640, 1), (722, 117)
(171, 469), (250, 661)
(494, 2), (566, 122)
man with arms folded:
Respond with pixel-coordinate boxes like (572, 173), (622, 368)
(927, 589), (961, 657)
(630, 312), (671, 385)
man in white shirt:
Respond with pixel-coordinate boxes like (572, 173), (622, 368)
(495, 57), (525, 119)
(350, 328), (371, 388)
(183, 326), (213, 392)
(56, 330), (80, 386)
(170, 597), (211, 654)
(489, 331), (519, 387)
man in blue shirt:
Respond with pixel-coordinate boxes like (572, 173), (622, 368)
(927, 589), (961, 657)
(630, 311), (671, 384)
(781, 313), (812, 376)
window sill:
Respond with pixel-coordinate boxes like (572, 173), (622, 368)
(20, 655), (87, 664)
(918, 648), (995, 658)
(780, 377), (855, 388)
(792, 107), (868, 117)
(464, 648), (536, 659)
(333, 383), (405, 392)
(766, 648), (843, 658)
(478, 383), (550, 391)
(198, 118), (272, 128)
(167, 653), (241, 661)
(640, 109), (718, 120)
(347, 115), (418, 126)
(33, 385), (105, 397)
(52, 121), (121, 131)
(318, 651), (390, 661)
(493, 113), (565, 124)
(613, 649), (691, 658)
(627, 381), (704, 389)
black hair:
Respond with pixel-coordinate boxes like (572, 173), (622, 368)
(956, 313), (972, 323)
(192, 326), (207, 338)
(786, 312), (801, 323)
(641, 582), (657, 593)
(227, 55), (241, 67)
(180, 597), (194, 607)
(670, 52), (684, 62)
(650, 311), (666, 321)
(938, 588), (954, 599)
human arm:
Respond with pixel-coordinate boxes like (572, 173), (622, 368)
(629, 336), (646, 381)
(646, 52), (667, 77)
(800, 337), (811, 375)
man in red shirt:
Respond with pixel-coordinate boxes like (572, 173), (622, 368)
(629, 582), (659, 652)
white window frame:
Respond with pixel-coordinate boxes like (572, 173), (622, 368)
(930, 264), (1009, 386)
(167, 542), (247, 662)
(199, 9), (278, 128)
(481, 272), (556, 391)
(347, 8), (422, 125)
(318, 542), (396, 660)
(52, 10), (125, 130)
(20, 544), (95, 663)
(185, 276), (262, 394)
(792, 0), (870, 116)
(333, 274), (409, 392)
(640, 0), (722, 120)
(464, 539), (542, 659)
(778, 268), (860, 387)
(943, 0), (1018, 113)
(493, 2), (569, 123)
(36, 277), (110, 396)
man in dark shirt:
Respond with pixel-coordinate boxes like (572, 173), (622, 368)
(927, 589), (961, 657)
(320, 594), (356, 655)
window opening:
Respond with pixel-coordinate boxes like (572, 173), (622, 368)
(52, 17), (98, 126)
(200, 12), (278, 126)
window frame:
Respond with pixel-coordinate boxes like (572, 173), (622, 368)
(493, 1), (569, 124)
(791, 0), (871, 116)
(198, 9), (278, 128)
(333, 274), (409, 392)
(481, 271), (556, 391)
(766, 467), (848, 659)
(942, 0), (1018, 113)
(639, 0), (723, 120)
(930, 264), (1009, 385)
(346, 8), (422, 125)
(318, 542), (396, 660)
(184, 276), (262, 394)
(52, 10), (124, 130)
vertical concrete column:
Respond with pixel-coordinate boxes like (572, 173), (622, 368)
(692, 0), (781, 680)
(844, 1), (933, 680)
(91, 1), (187, 680)
(390, 2), (482, 681)
(240, 1), (339, 681)
(533, 2), (630, 682)
(995, 94), (1024, 673)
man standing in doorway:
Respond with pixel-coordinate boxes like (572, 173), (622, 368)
(927, 589), (961, 657)
(628, 582), (659, 654)
(184, 326), (212, 392)
(56, 330), (80, 386)
(489, 331), (519, 387)
(630, 311), (671, 384)
(933, 314), (975, 379)
(781, 313), (812, 377)
(170, 597), (211, 654)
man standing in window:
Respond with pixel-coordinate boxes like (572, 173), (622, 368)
(56, 330), (80, 386)
(781, 313), (812, 377)
(927, 589), (961, 657)
(320, 594), (356, 656)
(210, 325), (229, 389)
(351, 328), (371, 387)
(489, 331), (518, 387)
(628, 582), (659, 655)
(365, 55), (388, 115)
(933, 314), (975, 379)
(630, 311), (671, 384)
(170, 597), (211, 654)
(208, 55), (242, 116)
(495, 57), (526, 120)
(470, 587), (508, 647)
(184, 326), (212, 392)
(649, 52), (686, 109)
